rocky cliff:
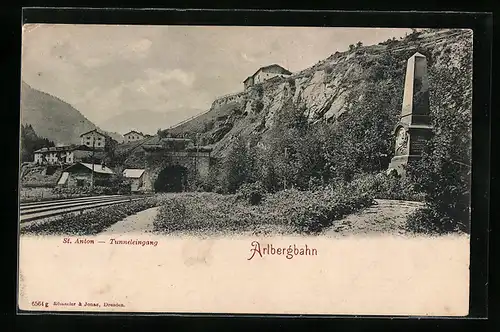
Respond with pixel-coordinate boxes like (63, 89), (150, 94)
(166, 29), (473, 159)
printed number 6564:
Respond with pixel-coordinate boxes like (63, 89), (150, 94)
(31, 301), (48, 307)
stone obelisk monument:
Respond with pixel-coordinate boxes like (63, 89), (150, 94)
(387, 52), (433, 176)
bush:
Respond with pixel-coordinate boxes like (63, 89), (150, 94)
(51, 185), (118, 197)
(235, 181), (266, 205)
(281, 184), (374, 234)
(405, 206), (467, 235)
(252, 100), (264, 114)
(255, 84), (264, 98)
(220, 135), (259, 193)
(204, 120), (215, 132)
(153, 199), (190, 233)
(350, 172), (424, 201)
(22, 182), (56, 188)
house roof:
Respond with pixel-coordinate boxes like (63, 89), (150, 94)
(257, 64), (292, 75)
(79, 129), (107, 137)
(64, 162), (114, 175)
(34, 145), (79, 153)
(57, 172), (69, 185)
(243, 64), (292, 83)
(122, 169), (145, 178)
(124, 130), (144, 137)
(34, 145), (97, 154)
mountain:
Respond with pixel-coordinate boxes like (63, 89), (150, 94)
(100, 108), (203, 136)
(20, 82), (123, 144)
(164, 29), (473, 159)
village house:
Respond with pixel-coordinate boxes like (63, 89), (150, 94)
(33, 145), (105, 166)
(243, 76), (254, 90)
(57, 162), (114, 187)
(123, 130), (145, 143)
(243, 64), (292, 90)
(122, 168), (145, 192)
(80, 129), (108, 148)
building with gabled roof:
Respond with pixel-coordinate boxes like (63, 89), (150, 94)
(122, 168), (146, 192)
(123, 130), (145, 143)
(57, 162), (114, 187)
(243, 64), (292, 90)
(33, 144), (104, 166)
(80, 129), (109, 148)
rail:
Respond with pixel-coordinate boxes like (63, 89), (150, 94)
(19, 194), (153, 223)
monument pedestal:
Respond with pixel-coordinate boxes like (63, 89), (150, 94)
(387, 124), (433, 177)
(388, 155), (421, 177)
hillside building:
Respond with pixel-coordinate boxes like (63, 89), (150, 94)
(123, 130), (145, 143)
(80, 129), (108, 148)
(33, 145), (105, 166)
(243, 76), (254, 90)
(122, 168), (145, 192)
(243, 64), (292, 90)
(57, 162), (114, 187)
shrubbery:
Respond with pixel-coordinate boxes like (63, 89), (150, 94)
(251, 100), (264, 113)
(350, 172), (424, 201)
(235, 181), (266, 205)
(51, 184), (130, 197)
(277, 184), (374, 234)
(153, 184), (375, 236)
(405, 206), (467, 235)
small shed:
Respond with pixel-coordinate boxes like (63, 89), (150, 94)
(122, 168), (145, 192)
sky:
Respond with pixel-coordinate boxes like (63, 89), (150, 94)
(21, 24), (412, 131)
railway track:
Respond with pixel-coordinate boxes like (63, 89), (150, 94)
(19, 194), (147, 223)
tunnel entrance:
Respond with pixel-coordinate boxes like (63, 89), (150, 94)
(154, 165), (188, 193)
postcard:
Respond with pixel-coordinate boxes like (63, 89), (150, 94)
(18, 24), (472, 316)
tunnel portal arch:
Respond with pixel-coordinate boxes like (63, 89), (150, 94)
(153, 165), (188, 192)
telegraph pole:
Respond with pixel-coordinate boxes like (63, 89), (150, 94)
(90, 138), (95, 190)
(284, 147), (288, 190)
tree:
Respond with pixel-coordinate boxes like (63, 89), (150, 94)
(220, 135), (257, 193)
(20, 124), (55, 162)
(324, 80), (403, 182)
(356, 41), (363, 48)
(348, 44), (355, 52)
